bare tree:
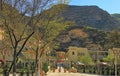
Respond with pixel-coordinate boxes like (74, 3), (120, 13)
(0, 0), (70, 76)
(26, 3), (72, 76)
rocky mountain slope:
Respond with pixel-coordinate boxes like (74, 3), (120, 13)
(62, 5), (120, 30)
(55, 5), (120, 50)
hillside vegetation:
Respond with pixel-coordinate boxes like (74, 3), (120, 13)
(61, 5), (120, 30)
(56, 26), (120, 51)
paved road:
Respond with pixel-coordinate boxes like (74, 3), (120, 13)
(46, 73), (113, 76)
(0, 73), (114, 76)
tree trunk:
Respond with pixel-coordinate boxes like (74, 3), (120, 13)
(13, 49), (17, 76)
(36, 69), (40, 76)
(36, 58), (41, 76)
(35, 46), (39, 69)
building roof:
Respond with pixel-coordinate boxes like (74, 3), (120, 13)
(68, 46), (88, 53)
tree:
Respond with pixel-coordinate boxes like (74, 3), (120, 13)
(85, 27), (107, 49)
(42, 62), (48, 73)
(27, 5), (71, 75)
(0, 41), (8, 61)
(106, 30), (120, 48)
(79, 54), (94, 65)
(0, 0), (70, 76)
(103, 49), (114, 65)
(0, 27), (12, 63)
(69, 28), (88, 39)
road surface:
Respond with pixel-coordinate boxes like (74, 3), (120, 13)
(46, 73), (112, 76)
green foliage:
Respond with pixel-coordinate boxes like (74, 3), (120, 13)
(103, 49), (114, 64)
(106, 30), (120, 48)
(79, 54), (94, 65)
(42, 62), (48, 73)
(0, 0), (72, 74)
(42, 20), (71, 42)
(103, 54), (114, 62)
(58, 26), (109, 49)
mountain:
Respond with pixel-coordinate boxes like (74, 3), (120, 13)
(61, 5), (120, 30)
(111, 14), (120, 22)
(55, 5), (120, 50)
(112, 14), (120, 18)
(56, 26), (108, 50)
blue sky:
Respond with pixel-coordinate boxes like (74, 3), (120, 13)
(69, 0), (120, 14)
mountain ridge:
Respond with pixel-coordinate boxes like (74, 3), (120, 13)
(61, 5), (120, 30)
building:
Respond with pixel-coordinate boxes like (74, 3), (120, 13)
(88, 50), (108, 62)
(67, 46), (89, 62)
(66, 46), (109, 64)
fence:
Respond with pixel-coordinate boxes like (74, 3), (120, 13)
(77, 65), (120, 75)
(0, 61), (36, 76)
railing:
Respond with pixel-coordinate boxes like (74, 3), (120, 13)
(0, 61), (36, 76)
(77, 65), (120, 75)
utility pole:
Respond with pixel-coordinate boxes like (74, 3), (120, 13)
(113, 48), (117, 76)
(96, 50), (100, 74)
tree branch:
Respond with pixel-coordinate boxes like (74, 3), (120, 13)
(16, 31), (34, 57)
(11, 30), (17, 42)
(8, 31), (34, 72)
(4, 19), (15, 48)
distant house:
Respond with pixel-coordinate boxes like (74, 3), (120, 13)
(88, 50), (108, 62)
(67, 46), (89, 62)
